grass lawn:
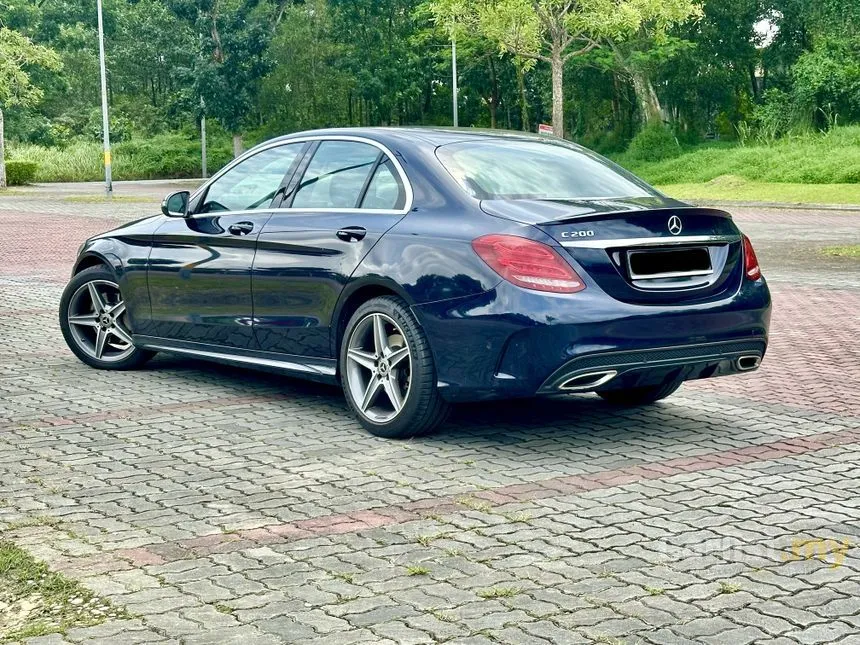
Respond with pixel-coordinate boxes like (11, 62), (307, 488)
(657, 176), (860, 205)
(0, 540), (127, 641)
(616, 126), (860, 185)
(821, 245), (860, 259)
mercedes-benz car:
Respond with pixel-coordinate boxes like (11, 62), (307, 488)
(60, 128), (771, 437)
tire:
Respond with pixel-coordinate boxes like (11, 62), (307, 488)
(340, 296), (449, 438)
(598, 379), (683, 406)
(59, 266), (155, 370)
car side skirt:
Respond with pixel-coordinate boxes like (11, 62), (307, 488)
(133, 335), (339, 385)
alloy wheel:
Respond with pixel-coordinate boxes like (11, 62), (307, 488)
(66, 279), (135, 362)
(345, 312), (412, 423)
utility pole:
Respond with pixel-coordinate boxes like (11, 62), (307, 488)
(96, 0), (112, 198)
(200, 97), (207, 179)
(452, 37), (458, 128)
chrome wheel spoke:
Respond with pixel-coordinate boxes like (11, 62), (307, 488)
(347, 348), (377, 371)
(106, 301), (126, 318)
(382, 378), (404, 413)
(109, 322), (133, 346)
(94, 327), (108, 359)
(68, 313), (99, 328)
(360, 375), (383, 412)
(388, 346), (409, 368)
(87, 282), (107, 312)
(372, 314), (389, 356)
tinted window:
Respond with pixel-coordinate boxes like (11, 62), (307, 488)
(292, 141), (379, 209)
(361, 161), (404, 210)
(201, 144), (301, 213)
(436, 139), (656, 200)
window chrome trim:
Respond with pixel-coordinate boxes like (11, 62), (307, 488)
(560, 234), (739, 249)
(188, 135), (414, 217)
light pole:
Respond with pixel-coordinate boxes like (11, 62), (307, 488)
(96, 0), (112, 198)
(452, 37), (459, 128)
(200, 97), (207, 179)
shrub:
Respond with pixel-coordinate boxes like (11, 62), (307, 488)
(4, 160), (39, 186)
(625, 123), (681, 162)
(8, 134), (232, 182)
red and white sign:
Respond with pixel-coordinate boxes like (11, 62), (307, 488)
(538, 123), (554, 135)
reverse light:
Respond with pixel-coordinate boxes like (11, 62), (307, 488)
(742, 234), (761, 281)
(471, 234), (586, 294)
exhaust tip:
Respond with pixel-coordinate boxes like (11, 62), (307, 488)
(736, 355), (761, 372)
(559, 370), (617, 392)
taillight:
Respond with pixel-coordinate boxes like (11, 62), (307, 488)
(742, 234), (761, 281)
(471, 234), (586, 294)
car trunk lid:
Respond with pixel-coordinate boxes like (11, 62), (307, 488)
(480, 198), (743, 304)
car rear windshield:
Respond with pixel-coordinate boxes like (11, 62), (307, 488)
(435, 138), (656, 201)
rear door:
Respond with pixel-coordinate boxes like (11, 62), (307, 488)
(146, 143), (305, 348)
(252, 138), (409, 357)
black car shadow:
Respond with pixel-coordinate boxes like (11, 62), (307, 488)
(144, 353), (705, 448)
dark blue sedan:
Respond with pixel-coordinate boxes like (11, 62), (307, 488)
(60, 128), (771, 437)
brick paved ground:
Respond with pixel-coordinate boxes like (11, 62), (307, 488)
(1, 182), (859, 645)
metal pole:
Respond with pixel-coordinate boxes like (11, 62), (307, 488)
(452, 37), (458, 128)
(200, 97), (207, 179)
(96, 0), (112, 198)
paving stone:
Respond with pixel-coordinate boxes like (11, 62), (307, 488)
(2, 191), (859, 645)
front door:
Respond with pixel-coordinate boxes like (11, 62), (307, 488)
(146, 143), (305, 348)
(253, 139), (409, 357)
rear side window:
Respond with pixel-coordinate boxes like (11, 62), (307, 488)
(436, 139), (656, 201)
(361, 160), (405, 210)
(292, 141), (379, 209)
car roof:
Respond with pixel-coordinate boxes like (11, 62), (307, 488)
(263, 126), (559, 150)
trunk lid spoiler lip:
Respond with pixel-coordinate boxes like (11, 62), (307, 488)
(479, 197), (733, 226)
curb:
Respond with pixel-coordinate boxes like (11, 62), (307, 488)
(685, 199), (860, 213)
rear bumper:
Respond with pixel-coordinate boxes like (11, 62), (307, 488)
(536, 339), (766, 395)
(412, 276), (771, 402)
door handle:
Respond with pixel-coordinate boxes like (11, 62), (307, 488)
(228, 221), (254, 236)
(336, 226), (367, 242)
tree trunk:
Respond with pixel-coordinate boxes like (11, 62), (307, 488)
(232, 134), (244, 157)
(516, 65), (529, 132)
(551, 49), (564, 137)
(629, 67), (662, 124)
(0, 108), (6, 189)
(488, 57), (499, 129)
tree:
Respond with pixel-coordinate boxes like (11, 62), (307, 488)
(169, 0), (277, 156)
(477, 0), (598, 137)
(0, 27), (62, 187)
(599, 0), (702, 124)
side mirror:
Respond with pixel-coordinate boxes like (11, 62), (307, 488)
(162, 190), (190, 217)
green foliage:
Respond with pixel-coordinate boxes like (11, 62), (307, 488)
(625, 122), (680, 161)
(8, 134), (232, 182)
(3, 160), (39, 185)
(0, 540), (127, 641)
(0, 27), (62, 108)
(618, 125), (860, 184)
(2, 0), (860, 186)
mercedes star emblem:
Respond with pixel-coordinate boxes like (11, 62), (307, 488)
(668, 215), (683, 235)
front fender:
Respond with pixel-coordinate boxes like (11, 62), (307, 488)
(72, 240), (124, 277)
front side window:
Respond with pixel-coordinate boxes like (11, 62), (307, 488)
(292, 141), (381, 209)
(436, 139), (657, 201)
(200, 144), (302, 213)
